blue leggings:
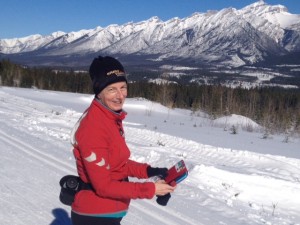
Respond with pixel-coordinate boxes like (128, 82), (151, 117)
(71, 211), (122, 225)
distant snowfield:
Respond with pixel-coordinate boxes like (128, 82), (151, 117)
(0, 86), (299, 225)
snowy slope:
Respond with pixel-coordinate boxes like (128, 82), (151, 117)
(0, 86), (300, 225)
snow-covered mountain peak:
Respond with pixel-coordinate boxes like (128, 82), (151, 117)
(248, 0), (268, 8)
(241, 0), (287, 14)
(1, 34), (42, 44)
(50, 31), (66, 38)
(166, 16), (181, 23)
(138, 16), (163, 27)
(148, 16), (161, 22)
(94, 26), (103, 31)
(1, 1), (299, 68)
(238, 1), (299, 28)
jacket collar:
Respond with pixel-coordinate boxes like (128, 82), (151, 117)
(93, 97), (127, 121)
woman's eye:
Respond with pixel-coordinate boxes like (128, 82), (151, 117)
(107, 88), (115, 93)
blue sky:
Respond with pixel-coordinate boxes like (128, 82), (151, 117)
(1, 0), (299, 39)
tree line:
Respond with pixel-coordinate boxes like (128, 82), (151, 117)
(1, 59), (299, 135)
(0, 59), (92, 93)
(128, 82), (300, 135)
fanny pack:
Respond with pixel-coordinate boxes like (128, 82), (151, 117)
(59, 175), (93, 206)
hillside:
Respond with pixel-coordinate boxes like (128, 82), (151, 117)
(0, 86), (299, 225)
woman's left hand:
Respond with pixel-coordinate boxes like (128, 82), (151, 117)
(154, 180), (176, 196)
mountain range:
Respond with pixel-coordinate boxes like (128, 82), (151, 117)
(1, 1), (300, 71)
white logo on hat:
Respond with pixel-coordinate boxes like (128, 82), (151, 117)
(107, 70), (125, 76)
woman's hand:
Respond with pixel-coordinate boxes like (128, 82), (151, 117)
(154, 180), (176, 196)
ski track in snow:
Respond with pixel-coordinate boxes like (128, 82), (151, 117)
(0, 90), (201, 225)
(0, 128), (194, 225)
(0, 124), (195, 225)
(1, 87), (300, 225)
(131, 200), (200, 225)
(0, 130), (74, 174)
(126, 127), (300, 224)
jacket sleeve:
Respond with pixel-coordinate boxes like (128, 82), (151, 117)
(125, 159), (150, 179)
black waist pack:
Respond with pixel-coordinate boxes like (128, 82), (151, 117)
(59, 175), (93, 206)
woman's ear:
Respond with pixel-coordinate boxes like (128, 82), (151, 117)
(96, 92), (102, 101)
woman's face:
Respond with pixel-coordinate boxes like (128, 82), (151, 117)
(98, 81), (127, 111)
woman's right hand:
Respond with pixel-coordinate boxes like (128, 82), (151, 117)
(154, 180), (176, 196)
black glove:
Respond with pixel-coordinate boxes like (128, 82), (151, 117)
(156, 193), (171, 206)
(147, 166), (168, 179)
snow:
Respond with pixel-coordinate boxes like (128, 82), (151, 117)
(0, 86), (300, 225)
(160, 65), (199, 71)
(212, 114), (261, 130)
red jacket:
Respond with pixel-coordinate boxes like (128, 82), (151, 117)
(71, 98), (155, 217)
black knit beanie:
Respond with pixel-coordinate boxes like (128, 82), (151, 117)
(89, 56), (127, 96)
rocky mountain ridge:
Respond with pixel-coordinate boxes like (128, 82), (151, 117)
(1, 1), (300, 70)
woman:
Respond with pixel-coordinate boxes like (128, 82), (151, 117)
(70, 56), (176, 225)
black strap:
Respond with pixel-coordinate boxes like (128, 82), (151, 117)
(60, 175), (129, 193)
(79, 177), (128, 191)
(80, 182), (93, 190)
